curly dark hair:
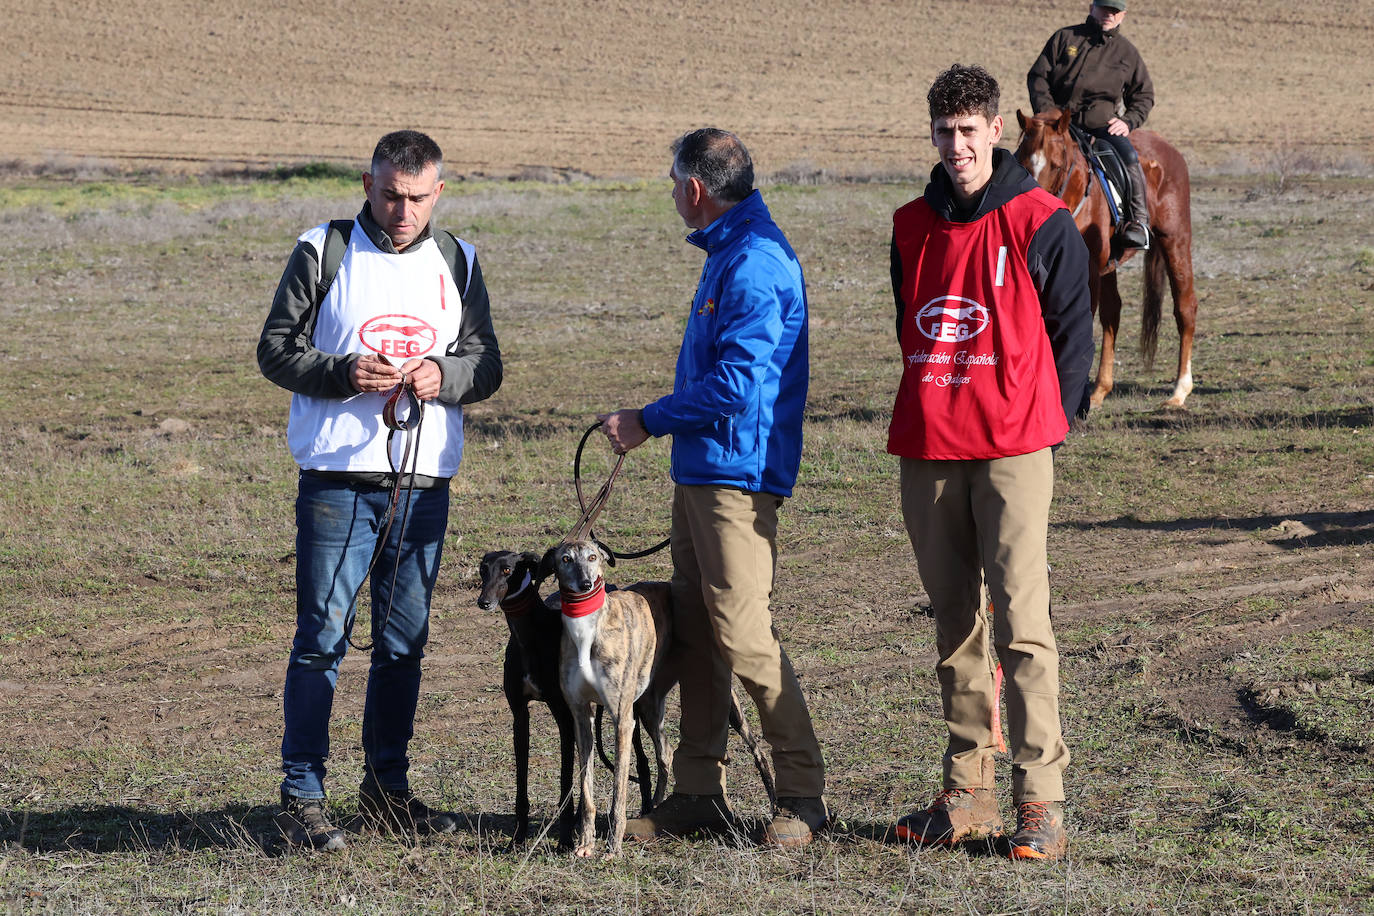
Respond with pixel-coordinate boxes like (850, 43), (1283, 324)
(927, 64), (1000, 122)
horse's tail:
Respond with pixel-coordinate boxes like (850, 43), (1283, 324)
(1140, 243), (1165, 372)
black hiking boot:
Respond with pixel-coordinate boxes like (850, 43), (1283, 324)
(275, 791), (346, 852)
(358, 783), (458, 835)
(624, 792), (736, 841)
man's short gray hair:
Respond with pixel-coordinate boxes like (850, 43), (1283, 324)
(670, 128), (754, 203)
(371, 130), (443, 179)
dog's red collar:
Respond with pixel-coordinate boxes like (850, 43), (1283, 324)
(560, 579), (605, 618)
(499, 575), (540, 618)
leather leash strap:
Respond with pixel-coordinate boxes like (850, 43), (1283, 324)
(566, 421), (670, 560)
(345, 374), (425, 652)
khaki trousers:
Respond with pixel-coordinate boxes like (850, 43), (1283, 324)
(669, 484), (826, 798)
(900, 449), (1069, 802)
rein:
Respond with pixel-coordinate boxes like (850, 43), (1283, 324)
(1050, 135), (1092, 220)
(344, 373), (425, 652)
(568, 421), (670, 560)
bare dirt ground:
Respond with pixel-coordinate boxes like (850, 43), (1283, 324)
(3, 0), (1372, 178)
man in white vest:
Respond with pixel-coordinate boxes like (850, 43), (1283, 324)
(258, 130), (502, 851)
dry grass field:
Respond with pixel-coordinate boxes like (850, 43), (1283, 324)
(1, 2), (1373, 914)
(2, 0), (1372, 177)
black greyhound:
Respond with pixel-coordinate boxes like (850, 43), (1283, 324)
(477, 549), (578, 848)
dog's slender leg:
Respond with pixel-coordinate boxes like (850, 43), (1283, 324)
(572, 701), (598, 857)
(606, 696), (638, 857)
(511, 698), (531, 845)
(645, 691), (672, 810)
(729, 687), (777, 807)
(634, 691), (672, 811)
(551, 699), (577, 849)
(631, 720), (652, 815)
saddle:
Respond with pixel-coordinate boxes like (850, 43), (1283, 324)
(1067, 124), (1130, 227)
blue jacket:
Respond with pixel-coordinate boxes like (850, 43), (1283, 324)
(641, 191), (809, 498)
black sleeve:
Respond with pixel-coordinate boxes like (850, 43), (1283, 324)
(256, 240), (359, 398)
(1121, 46), (1155, 130)
(1027, 208), (1094, 423)
(1027, 34), (1060, 114)
(433, 249), (503, 406)
(891, 233), (905, 343)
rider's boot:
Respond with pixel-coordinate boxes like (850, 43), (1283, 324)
(1117, 158), (1150, 250)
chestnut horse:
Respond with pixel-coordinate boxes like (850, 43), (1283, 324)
(1013, 108), (1197, 409)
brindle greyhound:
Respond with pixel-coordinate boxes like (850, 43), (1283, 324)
(541, 538), (671, 858)
(476, 549), (577, 848)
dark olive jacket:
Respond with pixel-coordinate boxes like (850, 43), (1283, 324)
(1027, 17), (1154, 131)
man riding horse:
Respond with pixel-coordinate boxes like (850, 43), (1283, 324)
(1028, 0), (1153, 251)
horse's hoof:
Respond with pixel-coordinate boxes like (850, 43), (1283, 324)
(574, 844), (595, 858)
(1161, 399), (1188, 411)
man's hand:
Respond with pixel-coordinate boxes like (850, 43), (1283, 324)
(1106, 117), (1130, 137)
(352, 353), (402, 393)
(398, 357), (443, 401)
(597, 408), (649, 455)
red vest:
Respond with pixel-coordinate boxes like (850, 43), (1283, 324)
(887, 189), (1070, 460)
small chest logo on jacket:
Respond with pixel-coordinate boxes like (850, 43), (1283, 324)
(697, 298), (716, 317)
(914, 296), (990, 343)
(358, 314), (439, 362)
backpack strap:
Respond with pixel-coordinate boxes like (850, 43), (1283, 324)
(315, 218), (354, 302)
(434, 229), (472, 298)
(316, 220), (471, 302)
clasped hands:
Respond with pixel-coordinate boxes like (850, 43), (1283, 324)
(353, 354), (443, 401)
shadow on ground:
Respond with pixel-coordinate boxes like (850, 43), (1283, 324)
(1054, 508), (1374, 549)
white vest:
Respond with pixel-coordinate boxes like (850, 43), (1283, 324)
(287, 220), (472, 478)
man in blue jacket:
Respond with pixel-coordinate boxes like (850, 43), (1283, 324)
(599, 128), (827, 847)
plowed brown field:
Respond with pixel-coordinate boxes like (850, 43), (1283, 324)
(3, 0), (1371, 176)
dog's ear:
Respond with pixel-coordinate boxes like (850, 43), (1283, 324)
(594, 538), (615, 568)
(536, 547), (557, 583)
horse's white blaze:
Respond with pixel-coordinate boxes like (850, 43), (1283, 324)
(1029, 151), (1047, 181)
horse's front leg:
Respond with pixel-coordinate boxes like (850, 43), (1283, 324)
(1093, 269), (1122, 409)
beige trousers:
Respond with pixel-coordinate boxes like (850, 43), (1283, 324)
(900, 449), (1070, 802)
(668, 484), (826, 798)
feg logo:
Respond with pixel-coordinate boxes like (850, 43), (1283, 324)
(358, 314), (439, 361)
(914, 296), (991, 343)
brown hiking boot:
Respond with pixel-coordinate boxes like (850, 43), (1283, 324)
(763, 796), (829, 848)
(624, 792), (735, 841)
(358, 783), (458, 835)
(1008, 801), (1067, 861)
(894, 787), (1003, 845)
(275, 791), (346, 852)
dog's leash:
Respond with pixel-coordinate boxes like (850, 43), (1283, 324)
(344, 374), (425, 652)
(568, 421), (670, 559)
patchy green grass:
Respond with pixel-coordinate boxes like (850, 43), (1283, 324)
(1, 174), (1372, 914)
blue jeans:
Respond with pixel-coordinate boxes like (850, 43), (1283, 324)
(280, 473), (449, 799)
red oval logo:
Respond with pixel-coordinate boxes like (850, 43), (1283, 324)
(915, 296), (990, 343)
(358, 314), (438, 362)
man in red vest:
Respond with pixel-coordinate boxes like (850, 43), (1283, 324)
(887, 64), (1092, 861)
